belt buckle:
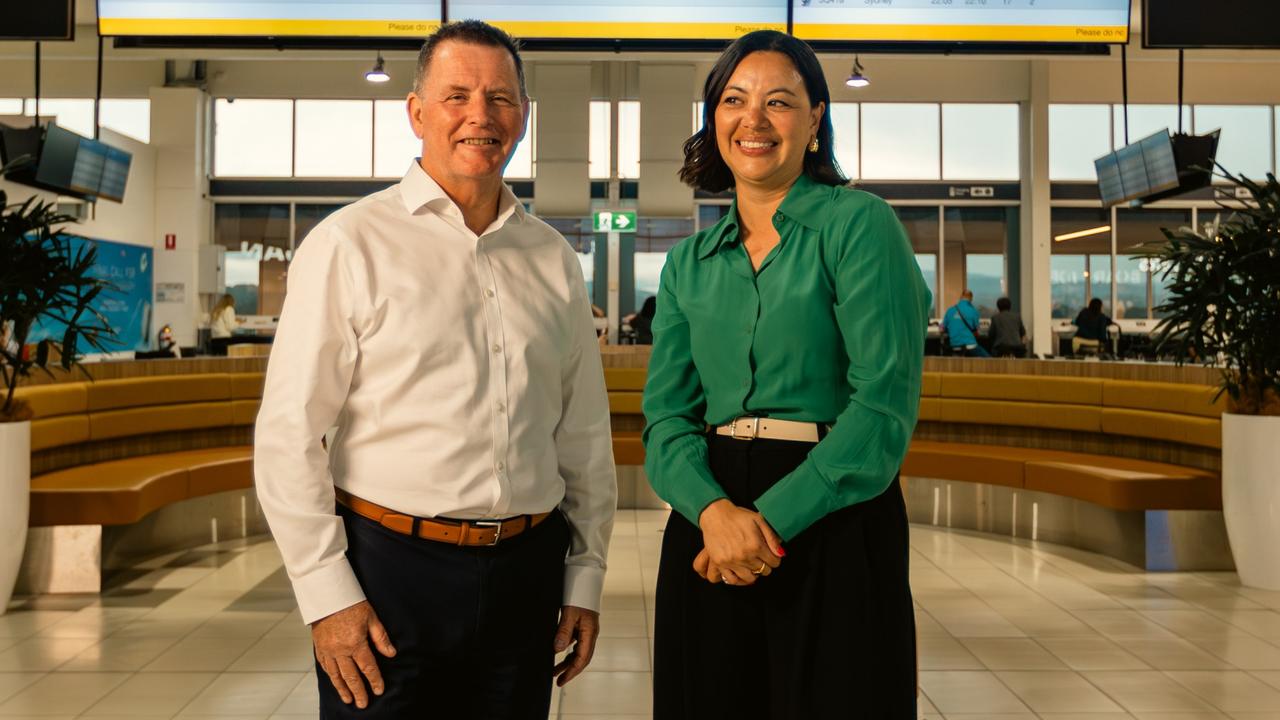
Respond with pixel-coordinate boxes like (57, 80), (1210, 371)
(473, 519), (503, 545)
(730, 416), (759, 441)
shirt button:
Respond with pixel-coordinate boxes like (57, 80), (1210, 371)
(484, 289), (495, 298)
(497, 403), (506, 413)
(492, 344), (502, 353)
(496, 462), (505, 472)
(773, 212), (784, 224)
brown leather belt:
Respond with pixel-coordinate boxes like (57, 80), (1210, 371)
(334, 488), (550, 547)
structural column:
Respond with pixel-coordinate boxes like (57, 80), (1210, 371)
(1019, 60), (1052, 356)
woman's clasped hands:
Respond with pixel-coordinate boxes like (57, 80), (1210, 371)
(693, 498), (785, 585)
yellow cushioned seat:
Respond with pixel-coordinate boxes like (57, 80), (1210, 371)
(184, 446), (254, 497)
(918, 397), (941, 422)
(604, 367), (647, 391)
(1101, 408), (1222, 449)
(920, 372), (941, 397)
(1102, 380), (1226, 419)
(612, 431), (645, 466)
(230, 373), (266, 400)
(12, 383), (88, 418)
(30, 415), (91, 451)
(87, 374), (231, 412)
(1024, 456), (1220, 510)
(940, 373), (1103, 405)
(608, 392), (644, 415)
(231, 399), (261, 426)
(937, 398), (1103, 432)
(89, 402), (235, 441)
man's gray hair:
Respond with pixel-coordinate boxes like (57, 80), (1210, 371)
(413, 20), (528, 99)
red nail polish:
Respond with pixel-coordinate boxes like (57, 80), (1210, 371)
(777, 546), (786, 557)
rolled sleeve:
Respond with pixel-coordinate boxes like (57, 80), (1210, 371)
(641, 257), (727, 526)
(254, 225), (367, 625)
(755, 200), (930, 540)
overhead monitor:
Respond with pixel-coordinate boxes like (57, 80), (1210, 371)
(97, 0), (443, 37)
(447, 0), (785, 40)
(793, 0), (1131, 44)
(2, 0), (73, 40)
(1145, 0), (1280, 49)
(1094, 129), (1215, 207)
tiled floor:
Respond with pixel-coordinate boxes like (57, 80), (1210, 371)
(5, 511), (1280, 718)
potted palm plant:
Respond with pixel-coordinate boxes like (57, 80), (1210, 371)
(0, 184), (116, 614)
(1136, 170), (1280, 589)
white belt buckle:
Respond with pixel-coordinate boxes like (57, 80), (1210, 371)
(730, 416), (760, 440)
(473, 519), (503, 545)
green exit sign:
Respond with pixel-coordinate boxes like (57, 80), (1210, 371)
(592, 210), (637, 233)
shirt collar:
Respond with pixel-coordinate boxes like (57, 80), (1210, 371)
(397, 160), (525, 228)
(694, 174), (829, 260)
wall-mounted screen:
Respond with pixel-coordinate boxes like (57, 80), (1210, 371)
(793, 0), (1131, 44)
(448, 0), (785, 40)
(97, 0), (443, 37)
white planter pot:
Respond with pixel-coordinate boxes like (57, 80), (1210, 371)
(0, 421), (30, 616)
(1222, 413), (1280, 590)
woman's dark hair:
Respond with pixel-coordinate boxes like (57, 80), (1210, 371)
(996, 297), (1012, 312)
(679, 30), (846, 193)
(1087, 297), (1104, 314)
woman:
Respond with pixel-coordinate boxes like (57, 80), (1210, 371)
(642, 30), (930, 718)
(209, 293), (239, 355)
(1072, 297), (1114, 356)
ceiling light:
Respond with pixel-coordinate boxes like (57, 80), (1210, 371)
(365, 53), (390, 83)
(845, 56), (870, 89)
(1054, 225), (1112, 242)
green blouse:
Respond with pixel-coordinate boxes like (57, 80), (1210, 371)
(641, 174), (931, 541)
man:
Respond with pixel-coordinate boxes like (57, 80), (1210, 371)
(254, 21), (616, 719)
(988, 296), (1027, 358)
(942, 289), (989, 357)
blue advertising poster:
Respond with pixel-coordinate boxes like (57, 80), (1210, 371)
(30, 237), (154, 354)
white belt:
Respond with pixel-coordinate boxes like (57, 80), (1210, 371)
(713, 416), (826, 442)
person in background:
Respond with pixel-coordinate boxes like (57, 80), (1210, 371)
(254, 21), (616, 719)
(1072, 297), (1116, 356)
(627, 296), (656, 345)
(209, 293), (240, 356)
(942, 289), (989, 357)
(643, 30), (929, 717)
(988, 296), (1027, 358)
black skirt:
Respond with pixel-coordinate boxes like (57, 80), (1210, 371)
(653, 433), (917, 720)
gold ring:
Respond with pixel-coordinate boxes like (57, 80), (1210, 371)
(752, 563), (766, 575)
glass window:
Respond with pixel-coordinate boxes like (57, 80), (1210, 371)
(861, 103), (940, 180)
(633, 218), (692, 310)
(589, 101), (610, 179)
(213, 99), (293, 177)
(23, 98), (94, 137)
(98, 99), (150, 143)
(1193, 105), (1273, 181)
(1049, 104), (1112, 181)
(1115, 208), (1192, 320)
(294, 204), (346, 246)
(829, 102), (858, 180)
(545, 218), (595, 299)
(895, 206), (940, 316)
(942, 104), (1019, 181)
(943, 207), (1009, 318)
(0, 98), (22, 115)
(1051, 208), (1110, 319)
(374, 99), (420, 178)
(693, 101), (704, 134)
(214, 203), (291, 316)
(295, 100), (372, 178)
(697, 203), (731, 232)
(505, 100), (536, 179)
(1112, 104), (1192, 149)
(618, 100), (640, 179)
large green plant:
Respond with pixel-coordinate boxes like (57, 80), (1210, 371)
(1135, 171), (1280, 416)
(0, 187), (117, 422)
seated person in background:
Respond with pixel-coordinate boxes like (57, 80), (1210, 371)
(1072, 297), (1115, 356)
(942, 290), (989, 357)
(988, 296), (1027, 358)
(628, 296), (656, 345)
(590, 303), (608, 346)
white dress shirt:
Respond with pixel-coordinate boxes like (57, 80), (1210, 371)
(210, 306), (236, 338)
(254, 162), (617, 625)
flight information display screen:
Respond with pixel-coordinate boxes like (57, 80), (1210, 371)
(448, 0), (785, 40)
(793, 0), (1131, 44)
(98, 0), (443, 37)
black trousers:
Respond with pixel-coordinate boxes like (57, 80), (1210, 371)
(318, 505), (570, 719)
(654, 435), (917, 719)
